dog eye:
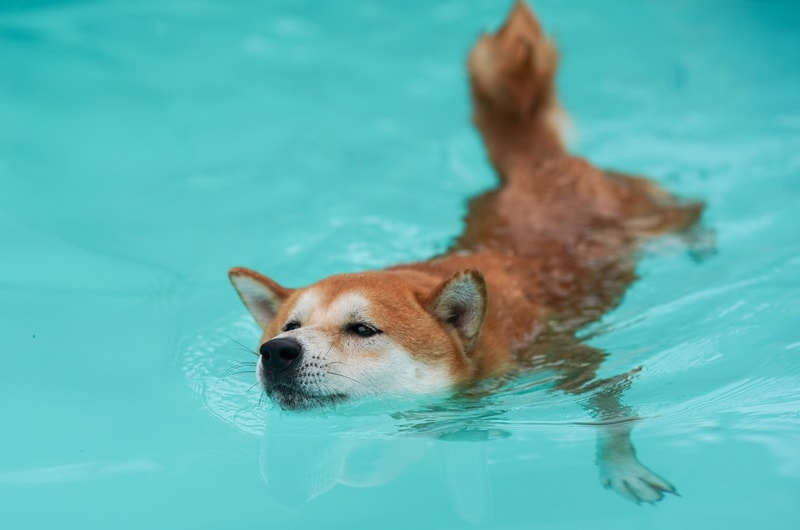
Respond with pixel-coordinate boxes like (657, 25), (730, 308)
(346, 323), (380, 338)
(282, 321), (301, 332)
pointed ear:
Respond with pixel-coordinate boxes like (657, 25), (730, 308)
(428, 270), (488, 352)
(228, 267), (293, 328)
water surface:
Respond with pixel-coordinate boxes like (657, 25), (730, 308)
(1, 0), (799, 528)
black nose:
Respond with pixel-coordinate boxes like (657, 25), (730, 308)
(259, 337), (302, 372)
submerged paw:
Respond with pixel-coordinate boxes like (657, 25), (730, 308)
(599, 458), (677, 504)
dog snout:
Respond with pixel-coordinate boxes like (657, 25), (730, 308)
(260, 337), (303, 372)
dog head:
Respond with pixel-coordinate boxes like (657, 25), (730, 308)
(228, 267), (488, 410)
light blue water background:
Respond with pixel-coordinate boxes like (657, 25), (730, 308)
(2, 0), (799, 528)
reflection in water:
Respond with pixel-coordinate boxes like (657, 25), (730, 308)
(257, 411), (498, 523)
(255, 386), (671, 522)
(259, 421), (428, 505)
(440, 440), (493, 524)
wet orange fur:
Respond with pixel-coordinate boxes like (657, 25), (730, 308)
(244, 270), (479, 383)
(230, 1), (702, 394)
(227, 2), (693, 503)
(389, 2), (700, 386)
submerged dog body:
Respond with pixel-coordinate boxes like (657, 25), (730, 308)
(230, 2), (699, 503)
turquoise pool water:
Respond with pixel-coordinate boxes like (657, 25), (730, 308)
(2, 0), (799, 528)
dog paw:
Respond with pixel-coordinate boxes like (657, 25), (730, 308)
(598, 456), (678, 504)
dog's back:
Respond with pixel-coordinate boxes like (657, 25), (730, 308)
(393, 2), (703, 377)
(462, 2), (701, 260)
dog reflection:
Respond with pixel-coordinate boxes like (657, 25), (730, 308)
(258, 418), (494, 524)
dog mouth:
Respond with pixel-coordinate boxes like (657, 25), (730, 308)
(266, 383), (349, 411)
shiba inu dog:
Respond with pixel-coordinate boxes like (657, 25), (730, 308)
(229, 1), (701, 504)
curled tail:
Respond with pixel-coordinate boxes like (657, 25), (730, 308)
(464, 2), (707, 255)
(467, 1), (566, 179)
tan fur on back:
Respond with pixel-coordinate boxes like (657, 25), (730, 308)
(387, 2), (702, 384)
